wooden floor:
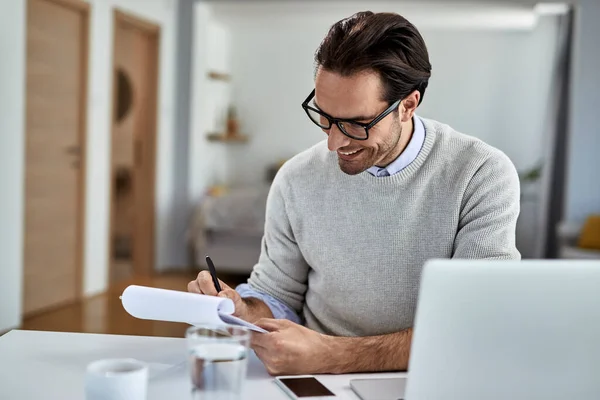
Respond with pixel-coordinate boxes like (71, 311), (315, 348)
(20, 271), (249, 338)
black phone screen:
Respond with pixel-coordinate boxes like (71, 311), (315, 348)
(278, 377), (335, 397)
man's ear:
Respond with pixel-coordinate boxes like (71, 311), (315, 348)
(400, 90), (420, 122)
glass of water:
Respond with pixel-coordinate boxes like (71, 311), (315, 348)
(186, 325), (251, 400)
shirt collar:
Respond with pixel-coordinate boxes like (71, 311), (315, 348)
(366, 114), (426, 177)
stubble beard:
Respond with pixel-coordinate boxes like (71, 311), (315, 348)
(337, 120), (403, 176)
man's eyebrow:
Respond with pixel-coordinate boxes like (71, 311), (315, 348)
(312, 99), (378, 122)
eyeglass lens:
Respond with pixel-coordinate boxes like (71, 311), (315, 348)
(305, 107), (367, 139)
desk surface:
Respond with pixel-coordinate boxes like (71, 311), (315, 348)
(0, 330), (405, 399)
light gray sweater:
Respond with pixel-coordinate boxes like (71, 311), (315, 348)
(248, 117), (521, 337)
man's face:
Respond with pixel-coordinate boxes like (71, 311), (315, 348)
(313, 68), (403, 175)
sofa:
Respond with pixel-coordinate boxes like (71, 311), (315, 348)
(556, 220), (600, 259)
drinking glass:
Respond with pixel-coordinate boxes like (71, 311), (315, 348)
(186, 325), (251, 400)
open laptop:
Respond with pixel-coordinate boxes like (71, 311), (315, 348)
(401, 259), (600, 400)
(350, 377), (407, 400)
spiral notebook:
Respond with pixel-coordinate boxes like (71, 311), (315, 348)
(120, 285), (268, 333)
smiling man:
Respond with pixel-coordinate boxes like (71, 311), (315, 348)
(188, 11), (521, 375)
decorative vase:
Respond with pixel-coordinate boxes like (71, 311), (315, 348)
(226, 106), (239, 138)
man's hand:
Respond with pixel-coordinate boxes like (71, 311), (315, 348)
(187, 271), (273, 323)
(251, 318), (413, 376)
(251, 319), (335, 376)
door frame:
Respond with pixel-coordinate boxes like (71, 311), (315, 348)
(23, 0), (89, 315)
(108, 9), (160, 283)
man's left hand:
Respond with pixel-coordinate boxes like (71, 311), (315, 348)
(251, 319), (334, 376)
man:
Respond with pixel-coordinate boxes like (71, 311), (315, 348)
(188, 11), (520, 375)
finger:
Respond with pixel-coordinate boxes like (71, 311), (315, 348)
(187, 279), (202, 294)
(255, 318), (287, 332)
(252, 342), (282, 376)
(217, 288), (246, 312)
(253, 345), (267, 357)
(250, 338), (266, 350)
(196, 271), (218, 296)
(217, 288), (239, 302)
(252, 345), (271, 365)
(217, 289), (245, 315)
(219, 279), (232, 291)
(252, 345), (275, 365)
(250, 331), (273, 348)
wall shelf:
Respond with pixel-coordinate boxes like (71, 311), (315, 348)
(206, 133), (248, 143)
(207, 71), (231, 81)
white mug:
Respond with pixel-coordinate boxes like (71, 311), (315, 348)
(85, 358), (148, 400)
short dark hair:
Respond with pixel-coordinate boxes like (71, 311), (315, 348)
(315, 11), (432, 106)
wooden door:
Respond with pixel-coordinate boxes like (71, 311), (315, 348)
(23, 0), (89, 315)
(109, 10), (159, 283)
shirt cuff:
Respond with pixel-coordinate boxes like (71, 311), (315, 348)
(236, 283), (301, 324)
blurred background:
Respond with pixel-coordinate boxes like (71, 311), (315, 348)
(1, 0), (599, 337)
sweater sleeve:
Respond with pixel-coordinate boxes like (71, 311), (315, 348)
(453, 150), (522, 259)
(246, 170), (311, 314)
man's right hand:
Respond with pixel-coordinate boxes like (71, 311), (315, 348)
(187, 271), (251, 320)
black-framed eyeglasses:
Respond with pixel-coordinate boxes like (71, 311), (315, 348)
(301, 89), (402, 140)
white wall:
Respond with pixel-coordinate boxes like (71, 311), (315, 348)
(207, 2), (559, 186)
(418, 17), (559, 170)
(565, 0), (600, 223)
(188, 2), (232, 202)
(0, 0), (25, 332)
(0, 0), (181, 329)
(83, 0), (179, 293)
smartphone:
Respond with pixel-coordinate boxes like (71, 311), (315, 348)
(274, 375), (336, 399)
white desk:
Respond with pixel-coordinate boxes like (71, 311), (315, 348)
(0, 330), (406, 399)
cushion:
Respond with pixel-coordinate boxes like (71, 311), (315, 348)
(577, 215), (600, 250)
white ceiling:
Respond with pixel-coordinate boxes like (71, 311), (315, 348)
(203, 0), (575, 7)
(206, 0), (571, 31)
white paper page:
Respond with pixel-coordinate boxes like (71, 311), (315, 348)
(121, 285), (268, 333)
(121, 285), (232, 326)
(218, 312), (268, 333)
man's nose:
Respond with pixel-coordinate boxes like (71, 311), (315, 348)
(327, 124), (351, 151)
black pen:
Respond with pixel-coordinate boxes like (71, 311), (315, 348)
(205, 256), (222, 292)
